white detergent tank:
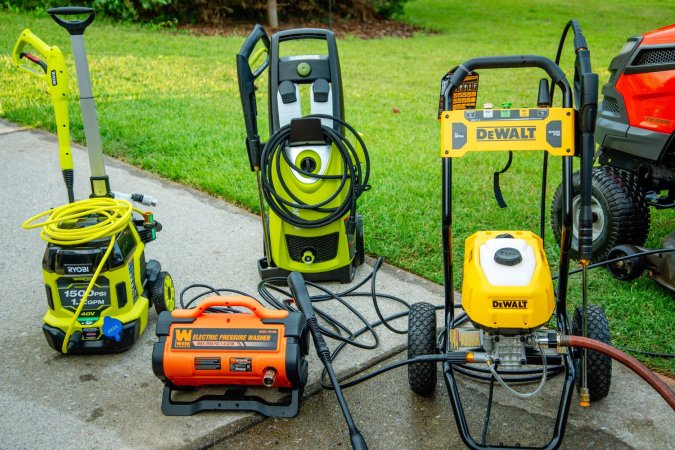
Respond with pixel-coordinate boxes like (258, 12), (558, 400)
(479, 238), (536, 286)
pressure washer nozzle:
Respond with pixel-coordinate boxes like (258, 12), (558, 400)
(579, 388), (591, 407)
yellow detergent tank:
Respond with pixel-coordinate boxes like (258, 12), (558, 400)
(461, 231), (554, 335)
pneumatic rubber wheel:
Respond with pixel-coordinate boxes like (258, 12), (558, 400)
(606, 245), (646, 281)
(151, 271), (175, 314)
(407, 302), (437, 396)
(551, 167), (650, 262)
(572, 304), (612, 401)
(354, 214), (364, 267)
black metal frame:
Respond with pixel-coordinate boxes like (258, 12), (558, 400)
(439, 54), (594, 450)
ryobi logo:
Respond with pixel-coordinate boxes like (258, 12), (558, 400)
(51, 70), (57, 86)
(477, 127), (536, 141)
(65, 264), (92, 274)
(493, 300), (528, 309)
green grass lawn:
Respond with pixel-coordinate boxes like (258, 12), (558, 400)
(0, 1), (673, 374)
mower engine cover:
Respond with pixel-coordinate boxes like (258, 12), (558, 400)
(596, 25), (675, 168)
(153, 296), (308, 389)
(461, 231), (554, 335)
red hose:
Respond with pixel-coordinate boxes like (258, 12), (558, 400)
(561, 335), (675, 410)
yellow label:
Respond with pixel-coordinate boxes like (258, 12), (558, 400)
(440, 108), (575, 157)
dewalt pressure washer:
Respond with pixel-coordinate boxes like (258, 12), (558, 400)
(18, 7), (174, 354)
(153, 287), (309, 416)
(237, 25), (370, 283)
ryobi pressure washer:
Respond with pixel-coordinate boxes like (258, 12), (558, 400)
(17, 7), (175, 354)
(237, 25), (370, 283)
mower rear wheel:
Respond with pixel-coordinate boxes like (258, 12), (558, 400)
(152, 271), (175, 314)
(408, 302), (437, 396)
(354, 214), (364, 267)
(607, 245), (646, 281)
(573, 304), (612, 401)
(551, 167), (650, 262)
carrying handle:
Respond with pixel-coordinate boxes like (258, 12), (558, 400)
(47, 7), (96, 35)
(275, 28), (333, 43)
(171, 296), (288, 320)
(443, 55), (572, 110)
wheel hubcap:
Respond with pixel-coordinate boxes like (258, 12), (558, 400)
(164, 275), (175, 311)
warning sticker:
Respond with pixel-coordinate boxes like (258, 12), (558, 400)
(195, 357), (221, 370)
(438, 67), (479, 118)
(171, 328), (279, 351)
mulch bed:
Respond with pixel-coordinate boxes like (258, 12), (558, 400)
(180, 17), (431, 39)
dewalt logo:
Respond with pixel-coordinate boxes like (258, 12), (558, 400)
(492, 300), (528, 309)
(173, 328), (193, 348)
(477, 127), (536, 141)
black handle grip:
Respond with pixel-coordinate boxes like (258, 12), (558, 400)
(275, 28), (333, 43)
(240, 24), (270, 56)
(20, 53), (48, 73)
(569, 19), (588, 51)
(288, 272), (314, 318)
(238, 24), (270, 77)
(48, 7), (96, 35)
(444, 55), (569, 110)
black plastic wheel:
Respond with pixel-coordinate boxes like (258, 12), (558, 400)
(572, 304), (612, 401)
(607, 244), (646, 281)
(151, 271), (175, 314)
(551, 167), (650, 262)
(354, 214), (364, 267)
(407, 302), (437, 396)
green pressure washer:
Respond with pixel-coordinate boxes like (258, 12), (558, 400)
(17, 7), (175, 354)
(237, 25), (370, 283)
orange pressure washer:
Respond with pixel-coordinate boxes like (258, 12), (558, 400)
(153, 295), (309, 416)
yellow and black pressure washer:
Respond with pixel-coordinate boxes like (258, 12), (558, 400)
(17, 7), (174, 354)
(237, 25), (370, 283)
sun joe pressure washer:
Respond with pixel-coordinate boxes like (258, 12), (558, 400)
(18, 7), (175, 354)
(237, 25), (370, 283)
(153, 292), (309, 416)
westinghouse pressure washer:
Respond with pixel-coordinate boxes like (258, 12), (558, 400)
(152, 285), (309, 416)
(18, 7), (174, 354)
(237, 25), (370, 283)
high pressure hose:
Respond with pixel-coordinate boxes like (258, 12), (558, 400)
(260, 114), (370, 231)
(23, 197), (141, 353)
(559, 335), (675, 409)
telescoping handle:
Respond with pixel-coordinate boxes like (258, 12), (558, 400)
(443, 55), (572, 110)
(47, 6), (96, 35)
(171, 296), (289, 320)
(237, 24), (271, 171)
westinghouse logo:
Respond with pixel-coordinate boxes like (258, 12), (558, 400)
(492, 300), (528, 309)
(174, 328), (193, 348)
(477, 127), (536, 141)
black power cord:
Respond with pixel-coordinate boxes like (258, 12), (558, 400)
(260, 114), (370, 231)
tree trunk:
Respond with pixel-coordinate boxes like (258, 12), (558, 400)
(267, 0), (278, 28)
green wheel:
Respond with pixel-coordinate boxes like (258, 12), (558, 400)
(151, 271), (175, 314)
